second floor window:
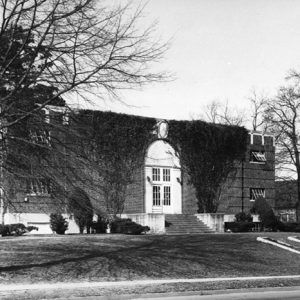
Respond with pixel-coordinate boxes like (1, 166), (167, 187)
(250, 151), (266, 163)
(26, 179), (51, 196)
(250, 188), (265, 201)
(163, 168), (170, 181)
(30, 130), (50, 145)
(152, 168), (160, 181)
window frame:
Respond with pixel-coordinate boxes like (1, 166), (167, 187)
(163, 168), (171, 182)
(152, 167), (161, 182)
(26, 178), (51, 196)
(250, 150), (267, 164)
(250, 187), (265, 201)
(163, 185), (171, 206)
(152, 185), (161, 206)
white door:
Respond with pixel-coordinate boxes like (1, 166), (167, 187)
(145, 140), (182, 214)
(150, 167), (178, 214)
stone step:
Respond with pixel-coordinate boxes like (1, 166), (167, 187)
(164, 214), (214, 234)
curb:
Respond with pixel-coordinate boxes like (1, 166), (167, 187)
(1, 275), (300, 292)
(288, 236), (300, 243)
(257, 237), (300, 254)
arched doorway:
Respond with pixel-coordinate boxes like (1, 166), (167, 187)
(145, 140), (182, 214)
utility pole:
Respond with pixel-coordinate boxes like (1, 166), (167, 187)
(0, 105), (7, 225)
(0, 107), (4, 224)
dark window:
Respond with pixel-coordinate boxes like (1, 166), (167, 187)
(250, 151), (266, 163)
(152, 168), (160, 181)
(26, 179), (51, 195)
(153, 185), (161, 205)
(163, 168), (170, 181)
(163, 186), (171, 205)
(250, 188), (265, 201)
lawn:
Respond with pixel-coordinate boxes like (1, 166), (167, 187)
(0, 232), (299, 284)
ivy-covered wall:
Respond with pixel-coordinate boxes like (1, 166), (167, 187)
(168, 120), (248, 213)
(69, 110), (157, 216)
(68, 110), (248, 215)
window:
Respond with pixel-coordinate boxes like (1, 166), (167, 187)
(250, 151), (266, 163)
(30, 130), (50, 145)
(250, 188), (265, 201)
(50, 111), (64, 125)
(62, 113), (69, 125)
(152, 168), (160, 181)
(163, 168), (170, 181)
(163, 186), (171, 205)
(153, 186), (161, 206)
(26, 179), (51, 196)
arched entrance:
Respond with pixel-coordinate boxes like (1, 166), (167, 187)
(145, 140), (182, 214)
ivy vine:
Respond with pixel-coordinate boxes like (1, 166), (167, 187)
(168, 120), (248, 213)
(73, 110), (156, 216)
(72, 111), (248, 215)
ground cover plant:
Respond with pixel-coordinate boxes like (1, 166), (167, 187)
(110, 218), (150, 234)
(0, 224), (38, 236)
(0, 233), (299, 285)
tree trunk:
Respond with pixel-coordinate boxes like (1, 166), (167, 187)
(297, 173), (300, 222)
(296, 161), (300, 222)
(0, 199), (4, 225)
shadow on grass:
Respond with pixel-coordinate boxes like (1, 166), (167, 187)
(0, 234), (299, 280)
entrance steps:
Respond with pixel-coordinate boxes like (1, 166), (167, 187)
(165, 214), (215, 234)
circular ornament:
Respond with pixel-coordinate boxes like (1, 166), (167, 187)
(158, 120), (169, 139)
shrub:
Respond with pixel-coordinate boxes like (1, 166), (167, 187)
(91, 215), (108, 233)
(251, 197), (282, 231)
(68, 188), (93, 234)
(280, 222), (300, 232)
(225, 222), (258, 232)
(26, 226), (39, 233)
(0, 223), (38, 236)
(110, 218), (150, 235)
(235, 212), (253, 223)
(0, 224), (9, 236)
(50, 213), (68, 235)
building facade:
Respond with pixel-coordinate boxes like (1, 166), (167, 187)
(2, 109), (275, 234)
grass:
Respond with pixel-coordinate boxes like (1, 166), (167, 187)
(0, 232), (299, 285)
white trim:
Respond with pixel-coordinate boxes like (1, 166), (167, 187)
(2, 275), (300, 291)
(257, 237), (300, 254)
(145, 164), (181, 169)
(288, 236), (300, 243)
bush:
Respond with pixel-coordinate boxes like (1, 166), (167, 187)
(91, 215), (108, 233)
(251, 197), (282, 231)
(280, 222), (300, 232)
(225, 222), (259, 232)
(110, 218), (150, 235)
(0, 224), (9, 236)
(50, 213), (68, 235)
(0, 223), (38, 236)
(235, 212), (253, 223)
(26, 226), (39, 233)
(68, 188), (93, 234)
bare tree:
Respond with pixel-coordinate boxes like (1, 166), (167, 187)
(0, 0), (168, 130)
(201, 100), (245, 126)
(264, 76), (300, 221)
(0, 0), (168, 223)
(202, 100), (220, 123)
(247, 88), (269, 132)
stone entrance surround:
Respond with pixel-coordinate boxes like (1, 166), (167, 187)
(124, 213), (225, 234)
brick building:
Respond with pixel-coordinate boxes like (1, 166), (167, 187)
(3, 109), (275, 234)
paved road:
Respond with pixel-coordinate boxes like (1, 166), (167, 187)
(134, 289), (300, 300)
(47, 287), (300, 300)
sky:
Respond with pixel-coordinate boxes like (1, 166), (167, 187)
(82, 0), (300, 121)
